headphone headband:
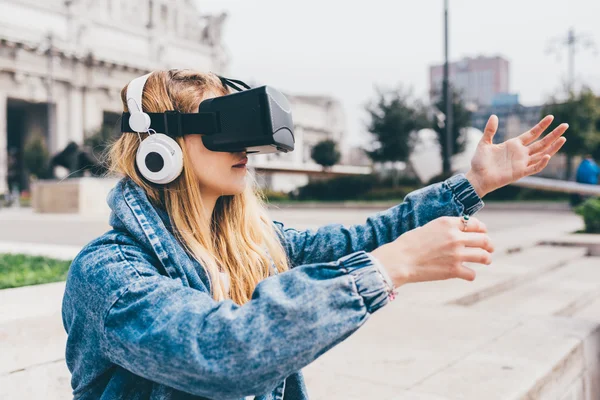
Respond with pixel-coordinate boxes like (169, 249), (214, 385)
(126, 72), (152, 132)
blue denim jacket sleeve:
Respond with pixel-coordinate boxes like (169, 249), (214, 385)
(275, 174), (483, 267)
(99, 247), (389, 399)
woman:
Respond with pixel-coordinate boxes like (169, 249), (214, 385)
(62, 69), (568, 400)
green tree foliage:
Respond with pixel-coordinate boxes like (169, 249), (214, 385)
(542, 89), (600, 179)
(311, 139), (341, 169)
(23, 135), (51, 180)
(365, 87), (429, 163)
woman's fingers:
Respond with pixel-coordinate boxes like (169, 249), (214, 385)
(528, 137), (567, 166)
(518, 115), (554, 145)
(481, 115), (499, 144)
(460, 247), (493, 265)
(525, 154), (551, 176)
(455, 265), (477, 281)
(460, 232), (495, 253)
(528, 123), (569, 155)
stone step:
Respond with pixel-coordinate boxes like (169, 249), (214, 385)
(0, 283), (70, 397)
(542, 233), (600, 257)
(0, 241), (80, 261)
(406, 314), (600, 400)
(304, 303), (600, 400)
(0, 311), (66, 376)
(489, 215), (583, 255)
(0, 359), (72, 399)
(470, 257), (600, 317)
(396, 246), (587, 307)
(0, 282), (65, 323)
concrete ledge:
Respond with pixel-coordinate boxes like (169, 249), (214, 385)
(541, 234), (600, 257)
(304, 304), (600, 400)
(0, 241), (80, 260)
(31, 178), (119, 215)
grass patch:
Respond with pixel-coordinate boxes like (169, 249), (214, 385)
(0, 254), (72, 290)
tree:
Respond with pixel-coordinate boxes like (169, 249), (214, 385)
(23, 135), (51, 181)
(311, 139), (341, 170)
(542, 89), (600, 179)
(431, 87), (472, 177)
(365, 86), (429, 164)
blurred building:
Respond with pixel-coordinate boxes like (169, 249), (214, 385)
(251, 94), (370, 192)
(0, 0), (365, 195)
(429, 55), (511, 107)
(471, 95), (542, 143)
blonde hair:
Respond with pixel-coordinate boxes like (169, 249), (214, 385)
(108, 69), (289, 305)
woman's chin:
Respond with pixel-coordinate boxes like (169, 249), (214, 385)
(221, 180), (247, 196)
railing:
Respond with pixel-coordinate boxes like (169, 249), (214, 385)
(512, 176), (600, 196)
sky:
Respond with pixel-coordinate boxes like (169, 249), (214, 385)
(196, 0), (600, 145)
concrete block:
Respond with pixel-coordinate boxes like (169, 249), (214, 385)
(304, 304), (523, 391)
(470, 257), (600, 317)
(542, 234), (600, 257)
(0, 282), (65, 323)
(411, 316), (598, 400)
(31, 177), (119, 215)
(396, 246), (586, 307)
(0, 312), (66, 376)
(0, 360), (71, 400)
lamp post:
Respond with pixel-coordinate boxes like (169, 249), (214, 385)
(442, 0), (453, 176)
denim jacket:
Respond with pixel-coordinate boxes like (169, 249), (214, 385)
(61, 174), (483, 400)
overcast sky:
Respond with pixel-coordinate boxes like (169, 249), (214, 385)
(196, 0), (600, 145)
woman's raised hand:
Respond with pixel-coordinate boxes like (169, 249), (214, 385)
(370, 216), (494, 287)
(466, 115), (568, 198)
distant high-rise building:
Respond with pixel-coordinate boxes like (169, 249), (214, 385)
(429, 55), (510, 106)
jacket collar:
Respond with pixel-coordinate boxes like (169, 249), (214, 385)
(107, 178), (211, 291)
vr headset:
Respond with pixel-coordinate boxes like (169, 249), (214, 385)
(120, 74), (295, 154)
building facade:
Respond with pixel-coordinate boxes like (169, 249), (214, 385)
(471, 102), (543, 144)
(0, 0), (364, 195)
(429, 55), (510, 107)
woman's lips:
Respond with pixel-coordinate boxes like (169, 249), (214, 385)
(232, 157), (248, 168)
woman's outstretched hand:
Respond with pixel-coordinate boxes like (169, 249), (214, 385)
(370, 216), (494, 287)
(465, 115), (569, 198)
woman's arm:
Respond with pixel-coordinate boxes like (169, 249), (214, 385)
(277, 174), (483, 267)
(277, 113), (570, 268)
(80, 249), (389, 399)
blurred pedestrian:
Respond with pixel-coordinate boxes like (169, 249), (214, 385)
(571, 154), (599, 206)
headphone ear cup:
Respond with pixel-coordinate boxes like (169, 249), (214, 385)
(136, 134), (184, 184)
(129, 112), (151, 133)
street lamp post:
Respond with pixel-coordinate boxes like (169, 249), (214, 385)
(442, 0), (453, 176)
(546, 28), (597, 95)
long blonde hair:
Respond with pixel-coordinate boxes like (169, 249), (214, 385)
(108, 69), (289, 305)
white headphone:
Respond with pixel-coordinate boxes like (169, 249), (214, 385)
(127, 72), (184, 185)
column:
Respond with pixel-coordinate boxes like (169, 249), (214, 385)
(69, 86), (84, 144)
(54, 96), (70, 153)
(0, 92), (6, 194)
(82, 90), (104, 134)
